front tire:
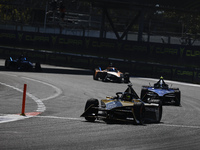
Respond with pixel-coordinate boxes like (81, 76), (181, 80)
(5, 59), (10, 69)
(93, 69), (98, 80)
(140, 87), (148, 102)
(84, 98), (99, 122)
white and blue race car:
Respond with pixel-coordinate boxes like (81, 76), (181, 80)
(93, 65), (129, 83)
(140, 77), (181, 106)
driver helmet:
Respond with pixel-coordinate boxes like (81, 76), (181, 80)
(159, 76), (164, 87)
(126, 95), (131, 101)
(18, 54), (25, 61)
(109, 62), (113, 67)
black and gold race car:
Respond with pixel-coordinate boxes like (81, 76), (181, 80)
(81, 84), (162, 125)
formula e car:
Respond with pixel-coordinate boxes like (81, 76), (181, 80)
(5, 55), (41, 71)
(81, 84), (162, 124)
(140, 77), (181, 106)
(93, 66), (129, 83)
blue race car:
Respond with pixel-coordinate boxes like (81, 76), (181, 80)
(140, 77), (181, 106)
(5, 55), (41, 71)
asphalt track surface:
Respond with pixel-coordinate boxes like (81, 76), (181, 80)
(0, 59), (200, 150)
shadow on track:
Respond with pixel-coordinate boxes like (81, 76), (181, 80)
(0, 65), (93, 76)
(81, 120), (164, 126)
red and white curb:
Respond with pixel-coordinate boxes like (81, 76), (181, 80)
(0, 112), (42, 124)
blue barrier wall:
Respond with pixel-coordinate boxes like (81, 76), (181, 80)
(0, 46), (200, 84)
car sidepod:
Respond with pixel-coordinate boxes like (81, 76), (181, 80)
(103, 71), (122, 82)
(19, 61), (33, 71)
(141, 86), (181, 106)
(95, 99), (146, 124)
(102, 100), (144, 124)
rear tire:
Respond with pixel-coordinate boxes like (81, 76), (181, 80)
(84, 98), (99, 122)
(174, 90), (181, 106)
(35, 62), (42, 72)
(134, 102), (145, 125)
(124, 72), (130, 83)
(149, 99), (162, 123)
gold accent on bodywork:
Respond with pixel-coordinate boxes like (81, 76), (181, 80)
(101, 99), (142, 106)
(133, 99), (141, 103)
(120, 101), (134, 106)
(101, 99), (115, 104)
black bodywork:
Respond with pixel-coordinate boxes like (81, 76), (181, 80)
(81, 84), (163, 125)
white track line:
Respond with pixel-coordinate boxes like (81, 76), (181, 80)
(0, 81), (46, 112)
(34, 115), (84, 121)
(0, 75), (62, 123)
(0, 81), (46, 123)
(34, 115), (200, 129)
(21, 77), (62, 101)
(1, 74), (200, 127)
(156, 123), (200, 129)
(0, 114), (28, 124)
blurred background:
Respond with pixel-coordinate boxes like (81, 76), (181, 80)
(1, 0), (200, 83)
(1, 0), (200, 45)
